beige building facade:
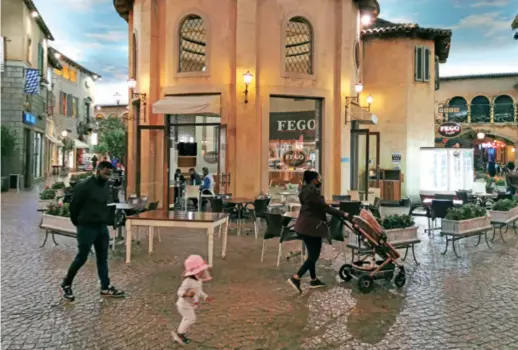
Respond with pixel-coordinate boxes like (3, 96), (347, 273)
(435, 73), (518, 165)
(114, 0), (381, 207)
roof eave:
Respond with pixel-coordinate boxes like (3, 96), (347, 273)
(48, 47), (102, 78)
(113, 0), (133, 22)
(23, 0), (54, 40)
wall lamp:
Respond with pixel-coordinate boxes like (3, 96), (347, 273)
(345, 83), (364, 105)
(127, 77), (147, 103)
(243, 71), (253, 103)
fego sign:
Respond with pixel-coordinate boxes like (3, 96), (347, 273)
(270, 111), (316, 141)
(438, 122), (462, 138)
(282, 150), (307, 167)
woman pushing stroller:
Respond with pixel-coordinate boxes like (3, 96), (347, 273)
(288, 170), (348, 294)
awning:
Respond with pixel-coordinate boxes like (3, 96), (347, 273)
(349, 103), (378, 125)
(45, 134), (61, 144)
(74, 139), (89, 149)
(152, 95), (221, 115)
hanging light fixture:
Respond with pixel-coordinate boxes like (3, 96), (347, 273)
(477, 132), (485, 140)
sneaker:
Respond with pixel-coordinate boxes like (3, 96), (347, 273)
(100, 285), (125, 298)
(287, 277), (302, 294)
(309, 279), (326, 289)
(60, 284), (75, 302)
(172, 331), (191, 345)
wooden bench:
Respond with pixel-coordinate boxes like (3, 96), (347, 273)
(440, 225), (493, 258)
(346, 238), (422, 265)
(490, 214), (518, 243)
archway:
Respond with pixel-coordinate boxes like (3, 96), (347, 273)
(447, 96), (468, 123)
(494, 95), (515, 123)
(471, 96), (490, 123)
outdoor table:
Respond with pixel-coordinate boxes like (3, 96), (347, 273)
(125, 211), (229, 265)
(224, 197), (255, 236)
(283, 210), (300, 219)
(423, 198), (463, 206)
(279, 191), (296, 203)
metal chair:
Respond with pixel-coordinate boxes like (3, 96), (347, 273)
(185, 185), (200, 211)
(408, 195), (432, 232)
(430, 199), (454, 233)
(242, 197), (271, 239)
(262, 213), (303, 266)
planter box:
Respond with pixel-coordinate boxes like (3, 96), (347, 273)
(442, 216), (490, 234)
(488, 206), (518, 223)
(495, 185), (507, 193)
(385, 226), (418, 242)
(38, 199), (54, 211)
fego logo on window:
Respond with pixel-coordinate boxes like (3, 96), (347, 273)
(282, 150), (307, 167)
(438, 122), (462, 138)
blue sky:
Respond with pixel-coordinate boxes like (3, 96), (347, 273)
(34, 0), (517, 105)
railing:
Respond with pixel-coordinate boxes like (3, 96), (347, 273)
(443, 103), (517, 124)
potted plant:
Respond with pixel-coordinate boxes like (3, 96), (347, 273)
(379, 214), (418, 242)
(495, 179), (507, 193)
(489, 199), (518, 222)
(442, 203), (490, 234)
(51, 181), (66, 197)
(39, 187), (56, 210)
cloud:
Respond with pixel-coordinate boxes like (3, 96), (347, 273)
(450, 12), (511, 38)
(63, 0), (111, 11)
(86, 31), (127, 42)
(453, 0), (509, 7)
(94, 81), (129, 105)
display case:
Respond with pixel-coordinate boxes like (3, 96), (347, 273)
(419, 147), (474, 195)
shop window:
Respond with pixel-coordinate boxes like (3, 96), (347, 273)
(285, 17), (313, 75)
(471, 96), (490, 123)
(70, 68), (77, 82)
(415, 46), (431, 82)
(447, 97), (468, 123)
(178, 15), (206, 73)
(494, 95), (515, 123)
(268, 96), (321, 188)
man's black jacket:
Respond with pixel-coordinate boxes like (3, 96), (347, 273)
(70, 176), (113, 227)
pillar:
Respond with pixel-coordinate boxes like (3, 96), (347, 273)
(234, 0), (261, 197)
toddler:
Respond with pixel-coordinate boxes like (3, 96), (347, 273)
(172, 255), (212, 345)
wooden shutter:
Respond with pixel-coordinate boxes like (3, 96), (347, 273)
(59, 92), (64, 114)
(67, 95), (73, 117)
(435, 56), (440, 90)
(424, 48), (430, 82)
(414, 47), (423, 82)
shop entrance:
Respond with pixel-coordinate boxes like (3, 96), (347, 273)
(350, 127), (380, 201)
(167, 115), (228, 209)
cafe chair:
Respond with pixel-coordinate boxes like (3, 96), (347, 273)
(339, 201), (362, 221)
(368, 188), (381, 205)
(366, 197), (382, 219)
(243, 197), (271, 238)
(209, 197), (238, 236)
(200, 189), (215, 211)
(262, 213), (303, 267)
(332, 195), (351, 202)
(185, 185), (201, 211)
(408, 195), (432, 232)
(455, 190), (476, 204)
(430, 199), (454, 234)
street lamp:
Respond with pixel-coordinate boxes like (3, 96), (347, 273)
(127, 78), (137, 89)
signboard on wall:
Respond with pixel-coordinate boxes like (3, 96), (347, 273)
(282, 150), (307, 167)
(22, 112), (36, 125)
(269, 111), (316, 141)
(438, 122), (462, 138)
(391, 152), (402, 164)
(203, 151), (218, 164)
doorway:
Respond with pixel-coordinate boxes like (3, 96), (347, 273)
(167, 115), (228, 209)
(350, 127), (380, 201)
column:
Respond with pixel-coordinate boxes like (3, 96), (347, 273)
(234, 0), (261, 197)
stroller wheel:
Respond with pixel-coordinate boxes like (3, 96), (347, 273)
(358, 275), (374, 294)
(394, 273), (406, 288)
(339, 264), (353, 282)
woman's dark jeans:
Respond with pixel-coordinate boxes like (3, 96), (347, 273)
(296, 235), (322, 280)
(63, 225), (110, 289)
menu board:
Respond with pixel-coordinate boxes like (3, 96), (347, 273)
(419, 148), (474, 194)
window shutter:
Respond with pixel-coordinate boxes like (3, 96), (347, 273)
(415, 47), (423, 82)
(67, 95), (73, 117)
(59, 92), (64, 114)
(435, 56), (440, 90)
(424, 48), (430, 82)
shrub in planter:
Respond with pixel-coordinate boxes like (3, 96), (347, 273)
(489, 199), (518, 222)
(443, 203), (489, 233)
(51, 182), (66, 190)
(378, 214), (418, 242)
(46, 202), (70, 217)
(39, 188), (56, 200)
(485, 178), (495, 194)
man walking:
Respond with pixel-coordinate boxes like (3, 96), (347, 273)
(60, 161), (124, 301)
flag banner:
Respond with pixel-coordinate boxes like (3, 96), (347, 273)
(24, 68), (41, 95)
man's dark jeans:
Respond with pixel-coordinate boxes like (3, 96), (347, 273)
(63, 225), (110, 289)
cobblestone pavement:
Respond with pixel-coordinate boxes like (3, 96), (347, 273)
(2, 190), (518, 349)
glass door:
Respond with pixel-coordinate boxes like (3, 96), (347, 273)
(368, 132), (380, 187)
(218, 125), (229, 195)
(137, 126), (166, 208)
(350, 129), (370, 200)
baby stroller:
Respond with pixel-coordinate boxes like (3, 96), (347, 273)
(339, 209), (406, 293)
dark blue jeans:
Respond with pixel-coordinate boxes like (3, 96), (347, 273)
(63, 225), (110, 289)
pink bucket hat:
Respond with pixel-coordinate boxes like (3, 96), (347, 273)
(183, 255), (211, 279)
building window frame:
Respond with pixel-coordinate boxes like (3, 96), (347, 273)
(414, 46), (431, 83)
(178, 14), (208, 75)
(283, 16), (314, 77)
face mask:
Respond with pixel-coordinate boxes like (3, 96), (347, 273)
(315, 181), (322, 188)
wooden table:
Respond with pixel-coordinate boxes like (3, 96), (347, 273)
(125, 211), (229, 265)
(224, 197), (255, 236)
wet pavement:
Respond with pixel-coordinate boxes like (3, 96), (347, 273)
(2, 189), (518, 349)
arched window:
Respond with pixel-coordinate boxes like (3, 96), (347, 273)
(494, 95), (515, 123)
(447, 96), (468, 123)
(132, 33), (138, 77)
(471, 96), (490, 123)
(285, 17), (313, 74)
(178, 15), (207, 73)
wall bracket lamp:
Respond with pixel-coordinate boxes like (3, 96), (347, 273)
(243, 71), (253, 103)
